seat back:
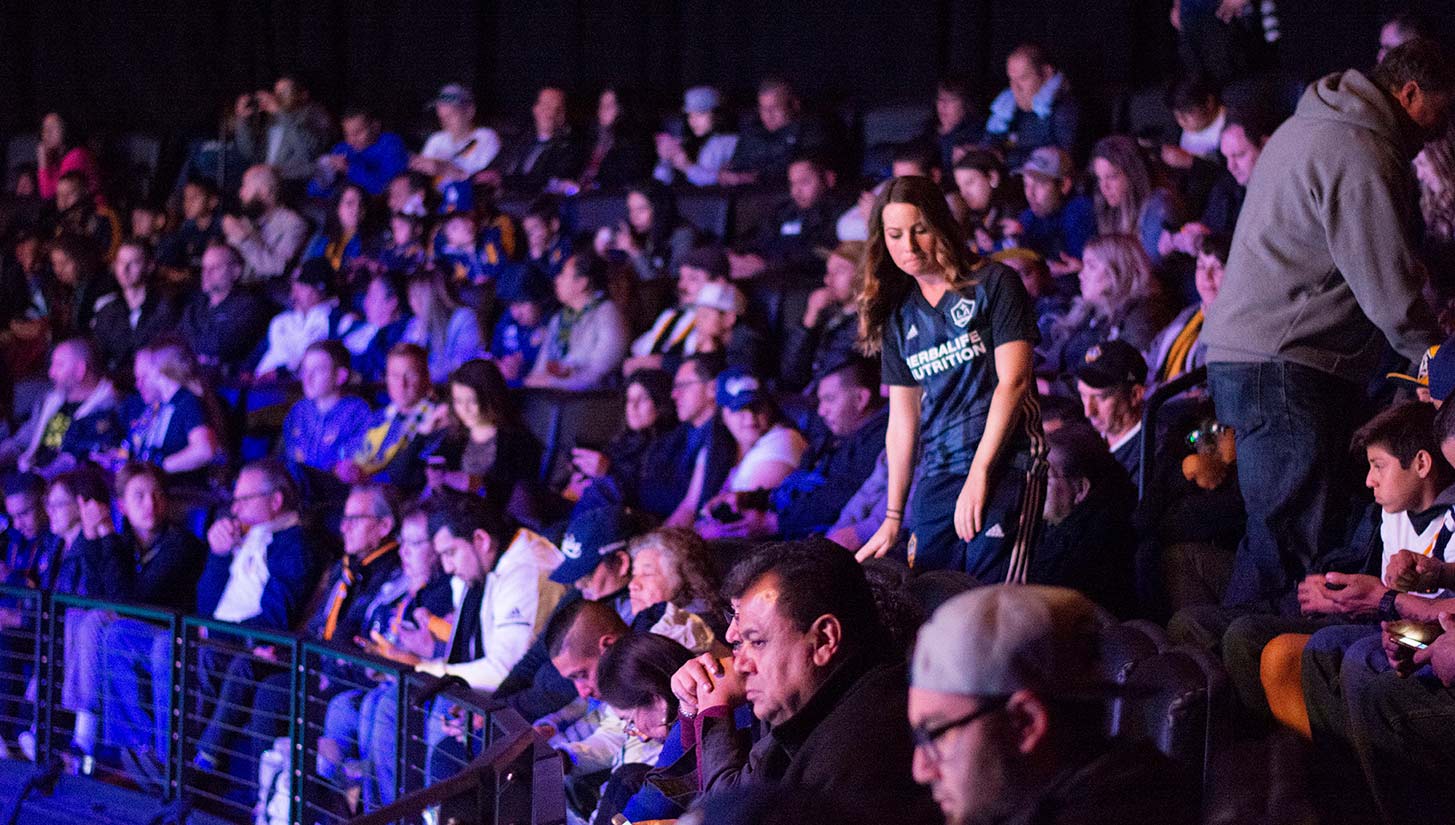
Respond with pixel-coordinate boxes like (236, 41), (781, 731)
(517, 387), (625, 486)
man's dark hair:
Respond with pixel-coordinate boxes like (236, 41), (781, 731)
(723, 538), (887, 658)
(954, 147), (1008, 177)
(1009, 42), (1054, 70)
(3, 472), (45, 502)
(184, 176), (221, 200)
(1047, 421), (1126, 490)
(758, 76), (797, 101)
(682, 352), (727, 384)
(304, 339), (352, 372)
(1039, 394), (1087, 430)
(1224, 104), (1281, 146)
(427, 489), (513, 550)
(823, 356), (882, 397)
(1352, 400), (1451, 473)
(1167, 74), (1220, 114)
(242, 458), (299, 512)
(787, 150), (832, 177)
(66, 463), (112, 506)
(204, 239), (245, 269)
(890, 142), (939, 176)
(1373, 38), (1455, 98)
(544, 597), (629, 658)
(341, 107), (377, 124)
(1196, 232), (1233, 265)
(936, 76), (973, 103)
(57, 336), (101, 377)
(1384, 10), (1436, 43)
(116, 236), (154, 263)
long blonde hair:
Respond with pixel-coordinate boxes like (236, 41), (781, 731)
(1052, 234), (1156, 336)
(857, 175), (982, 355)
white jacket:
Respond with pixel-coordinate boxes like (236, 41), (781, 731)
(418, 529), (565, 692)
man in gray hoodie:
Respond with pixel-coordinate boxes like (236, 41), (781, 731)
(1203, 39), (1455, 608)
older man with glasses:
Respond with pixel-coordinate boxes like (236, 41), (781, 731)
(907, 585), (1198, 825)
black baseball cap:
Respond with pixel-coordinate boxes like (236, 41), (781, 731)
(1075, 340), (1147, 389)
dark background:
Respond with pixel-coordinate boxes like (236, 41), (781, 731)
(0, 1), (1452, 144)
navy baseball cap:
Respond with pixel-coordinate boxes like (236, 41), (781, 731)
(716, 368), (763, 412)
(1075, 340), (1147, 390)
(549, 506), (635, 585)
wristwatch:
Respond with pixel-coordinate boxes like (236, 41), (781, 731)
(1378, 589), (1401, 622)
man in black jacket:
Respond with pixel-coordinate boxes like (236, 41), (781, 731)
(178, 242), (274, 378)
(91, 239), (184, 377)
(1029, 422), (1138, 617)
(672, 539), (940, 823)
(489, 86), (587, 196)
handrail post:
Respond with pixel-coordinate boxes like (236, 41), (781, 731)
(36, 591), (54, 765)
(395, 672), (408, 805)
(167, 611), (184, 801)
(289, 638), (304, 825)
(173, 615), (192, 803)
(1138, 366), (1208, 499)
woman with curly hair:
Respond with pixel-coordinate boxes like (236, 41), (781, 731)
(855, 175), (1045, 584)
(627, 527), (723, 649)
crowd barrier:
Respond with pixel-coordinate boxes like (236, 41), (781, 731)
(0, 586), (564, 825)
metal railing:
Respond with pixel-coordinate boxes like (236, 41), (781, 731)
(46, 592), (184, 794)
(346, 675), (566, 825)
(0, 584), (45, 756)
(0, 587), (564, 825)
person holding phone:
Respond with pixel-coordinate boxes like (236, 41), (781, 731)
(855, 175), (1045, 583)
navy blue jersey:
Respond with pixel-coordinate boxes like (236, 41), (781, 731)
(881, 263), (1043, 476)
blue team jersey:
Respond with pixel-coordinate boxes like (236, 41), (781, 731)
(881, 262), (1044, 476)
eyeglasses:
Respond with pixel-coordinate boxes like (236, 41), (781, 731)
(910, 697), (1008, 763)
(623, 706), (670, 739)
(228, 489), (275, 507)
(672, 379), (704, 391)
(339, 513), (379, 525)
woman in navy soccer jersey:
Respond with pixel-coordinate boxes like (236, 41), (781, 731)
(855, 176), (1046, 582)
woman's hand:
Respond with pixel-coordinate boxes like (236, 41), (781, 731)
(419, 403), (451, 435)
(78, 498), (113, 540)
(855, 517), (902, 563)
(955, 466), (990, 541)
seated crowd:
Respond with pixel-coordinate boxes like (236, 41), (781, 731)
(3, 16), (1455, 825)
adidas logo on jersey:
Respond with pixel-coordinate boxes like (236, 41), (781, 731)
(985, 523), (1005, 538)
(906, 324), (919, 340)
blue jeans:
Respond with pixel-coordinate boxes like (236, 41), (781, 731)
(1341, 634), (1455, 823)
(1208, 362), (1362, 607)
(364, 680), (400, 809)
(101, 618), (173, 754)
